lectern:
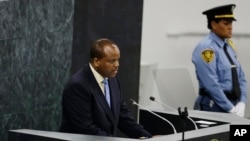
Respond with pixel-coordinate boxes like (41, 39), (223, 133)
(9, 109), (250, 141)
(138, 108), (250, 141)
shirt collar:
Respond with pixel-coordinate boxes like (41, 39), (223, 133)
(89, 63), (105, 84)
(209, 31), (227, 48)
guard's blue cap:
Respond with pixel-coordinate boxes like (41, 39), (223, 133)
(202, 4), (236, 21)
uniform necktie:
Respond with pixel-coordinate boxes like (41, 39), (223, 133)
(103, 78), (111, 107)
(223, 43), (241, 99)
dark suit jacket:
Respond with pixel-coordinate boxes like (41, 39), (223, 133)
(60, 64), (152, 138)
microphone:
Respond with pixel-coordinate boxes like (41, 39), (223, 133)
(178, 107), (188, 141)
(149, 96), (176, 111)
(149, 96), (198, 130)
(130, 99), (177, 134)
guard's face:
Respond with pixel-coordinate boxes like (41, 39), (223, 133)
(94, 44), (120, 78)
(212, 19), (233, 39)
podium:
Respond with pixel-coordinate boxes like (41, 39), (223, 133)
(8, 129), (137, 141)
(9, 109), (250, 141)
(138, 108), (250, 140)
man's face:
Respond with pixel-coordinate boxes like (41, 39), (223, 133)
(95, 44), (120, 78)
(212, 19), (233, 39)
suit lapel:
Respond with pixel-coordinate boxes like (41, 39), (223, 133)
(85, 65), (115, 123)
(108, 78), (120, 122)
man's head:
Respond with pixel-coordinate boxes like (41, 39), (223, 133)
(203, 4), (236, 39)
(90, 38), (120, 78)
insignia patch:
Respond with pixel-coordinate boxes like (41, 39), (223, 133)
(201, 49), (214, 63)
(231, 6), (235, 13)
(228, 39), (237, 51)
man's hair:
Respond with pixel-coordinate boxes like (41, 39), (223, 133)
(89, 38), (116, 61)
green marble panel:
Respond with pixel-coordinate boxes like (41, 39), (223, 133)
(0, 108), (61, 141)
(0, 0), (11, 39)
(0, 0), (74, 140)
(12, 37), (35, 74)
(0, 77), (13, 115)
(11, 72), (35, 112)
(0, 40), (13, 77)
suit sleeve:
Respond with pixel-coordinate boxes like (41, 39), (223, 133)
(117, 100), (152, 138)
(61, 82), (110, 136)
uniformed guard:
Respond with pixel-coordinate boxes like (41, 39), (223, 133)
(192, 4), (247, 117)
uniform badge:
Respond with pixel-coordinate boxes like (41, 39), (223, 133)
(201, 49), (214, 63)
(228, 39), (237, 51)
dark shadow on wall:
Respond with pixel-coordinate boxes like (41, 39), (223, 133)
(72, 0), (144, 137)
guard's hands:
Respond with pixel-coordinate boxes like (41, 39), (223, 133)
(138, 135), (162, 140)
(235, 102), (245, 117)
(138, 136), (149, 140)
(229, 106), (236, 113)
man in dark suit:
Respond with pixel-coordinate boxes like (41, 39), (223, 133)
(60, 38), (152, 139)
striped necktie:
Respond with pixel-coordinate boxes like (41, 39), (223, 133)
(103, 78), (111, 107)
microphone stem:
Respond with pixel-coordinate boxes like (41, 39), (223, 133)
(151, 97), (198, 130)
(156, 100), (176, 111)
(187, 117), (198, 130)
(133, 102), (177, 134)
